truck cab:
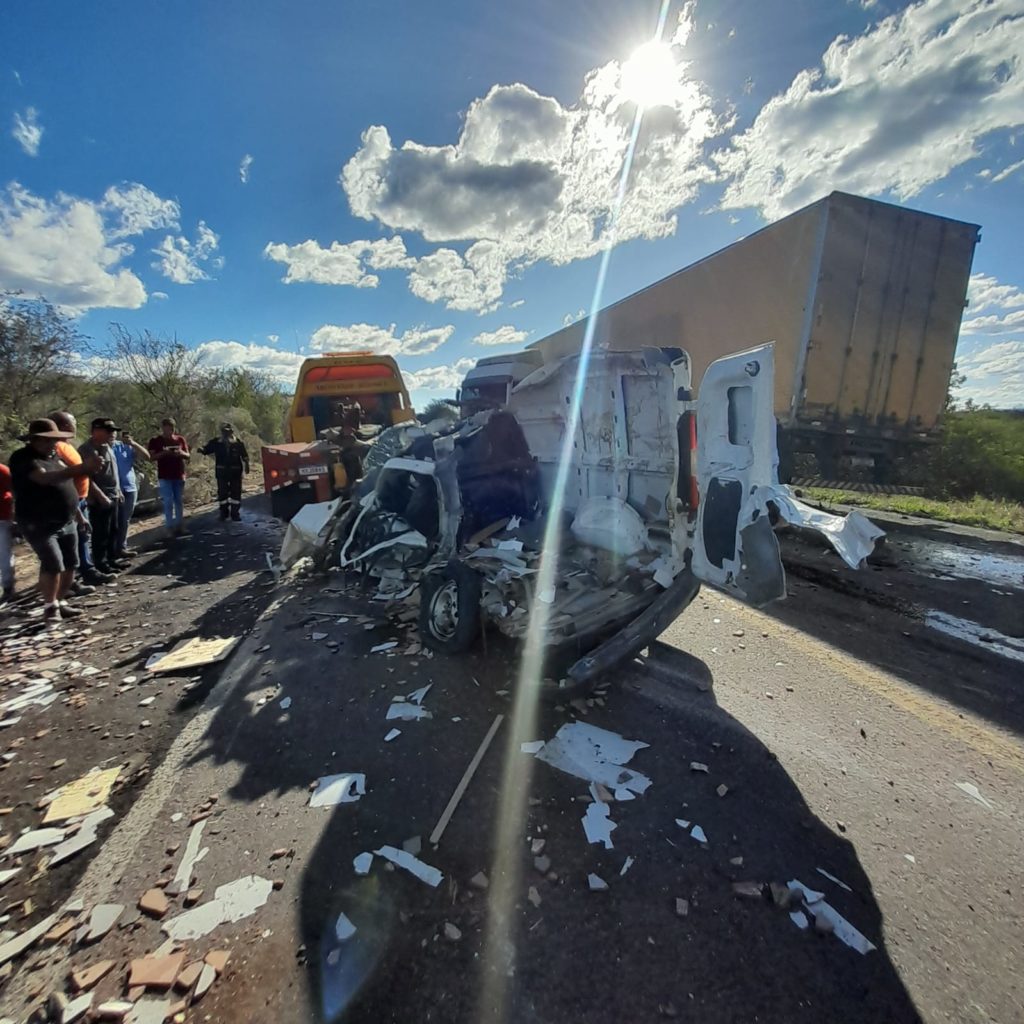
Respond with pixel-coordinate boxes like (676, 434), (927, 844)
(459, 351), (543, 418)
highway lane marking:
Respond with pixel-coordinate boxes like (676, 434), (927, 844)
(717, 598), (1024, 776)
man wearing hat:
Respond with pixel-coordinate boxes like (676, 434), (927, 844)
(199, 423), (249, 522)
(78, 418), (127, 575)
(8, 419), (102, 622)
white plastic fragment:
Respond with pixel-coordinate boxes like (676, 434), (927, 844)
(520, 741), (545, 754)
(690, 825), (707, 844)
(334, 913), (356, 942)
(674, 819), (690, 829)
(954, 781), (993, 809)
(371, 642), (398, 654)
(619, 856), (635, 876)
(311, 632), (328, 641)
(384, 729), (401, 742)
(581, 785), (616, 849)
(309, 774), (366, 807)
(0, 912), (59, 966)
(373, 845), (443, 887)
(815, 867), (853, 893)
(162, 875), (274, 941)
(279, 696), (292, 710)
(5, 827), (66, 857)
(353, 853), (373, 876)
(172, 821), (209, 893)
(49, 807), (114, 867)
(406, 684), (431, 705)
(533, 722), (651, 797)
(587, 873), (608, 892)
(790, 910), (809, 930)
(386, 703), (432, 722)
(787, 879), (876, 954)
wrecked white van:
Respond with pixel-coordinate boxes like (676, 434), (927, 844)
(327, 343), (880, 686)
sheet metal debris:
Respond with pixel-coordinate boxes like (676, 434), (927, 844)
(373, 845), (443, 887)
(787, 879), (876, 954)
(581, 785), (616, 849)
(162, 875), (274, 941)
(531, 723), (651, 798)
(309, 773), (366, 807)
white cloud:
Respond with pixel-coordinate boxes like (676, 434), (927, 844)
(407, 241), (507, 313)
(562, 308), (585, 326)
(991, 157), (1024, 184)
(267, 333), (279, 344)
(240, 153), (253, 184)
(151, 291), (169, 300)
(153, 221), (221, 284)
(472, 325), (529, 347)
(309, 322), (454, 357)
(963, 272), (1024, 334)
(509, 298), (525, 309)
(404, 357), (477, 393)
(12, 107), (42, 156)
(102, 183), (180, 239)
(342, 43), (725, 310)
(717, 0), (1024, 219)
(263, 235), (412, 287)
(0, 183), (146, 310)
(955, 339), (1024, 408)
(194, 340), (306, 390)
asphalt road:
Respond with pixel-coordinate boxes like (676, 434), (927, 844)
(0, 500), (1021, 1024)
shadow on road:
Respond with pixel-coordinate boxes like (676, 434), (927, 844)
(771, 530), (1024, 739)
(185, 575), (922, 1024)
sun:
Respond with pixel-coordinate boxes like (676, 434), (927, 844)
(620, 40), (679, 109)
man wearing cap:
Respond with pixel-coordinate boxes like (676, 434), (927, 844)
(78, 418), (126, 575)
(50, 411), (112, 590)
(199, 423), (249, 522)
(8, 419), (102, 623)
(148, 418), (190, 537)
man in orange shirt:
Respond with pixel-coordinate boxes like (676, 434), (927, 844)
(51, 412), (113, 589)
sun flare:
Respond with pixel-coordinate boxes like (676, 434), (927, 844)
(620, 39), (679, 109)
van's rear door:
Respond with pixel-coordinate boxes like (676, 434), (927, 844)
(690, 343), (786, 606)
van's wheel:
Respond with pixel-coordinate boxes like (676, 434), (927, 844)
(419, 562), (482, 653)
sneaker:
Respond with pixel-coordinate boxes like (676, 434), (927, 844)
(110, 559), (132, 570)
(84, 569), (115, 584)
(96, 563), (122, 576)
(57, 602), (83, 618)
(43, 604), (62, 623)
(70, 580), (96, 596)
(118, 548), (138, 557)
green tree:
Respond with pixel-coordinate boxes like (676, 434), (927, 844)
(0, 294), (83, 444)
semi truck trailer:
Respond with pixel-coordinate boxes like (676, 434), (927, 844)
(526, 191), (980, 482)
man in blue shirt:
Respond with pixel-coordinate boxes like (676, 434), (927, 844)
(112, 427), (151, 557)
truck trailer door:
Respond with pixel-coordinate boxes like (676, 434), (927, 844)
(690, 343), (786, 606)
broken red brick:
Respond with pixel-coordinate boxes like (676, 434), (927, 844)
(138, 889), (170, 918)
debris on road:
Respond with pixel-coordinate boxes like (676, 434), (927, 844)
(581, 784), (616, 848)
(429, 713), (503, 846)
(334, 913), (357, 941)
(531, 722), (651, 798)
(386, 702), (432, 722)
(384, 728), (401, 742)
(353, 853), (373, 876)
(83, 904), (124, 943)
(587, 873), (608, 892)
(816, 867), (853, 893)
(787, 879), (876, 954)
(42, 766), (122, 823)
(620, 856), (635, 876)
(954, 780), (994, 809)
(146, 636), (239, 674)
(308, 773), (366, 807)
(373, 845), (443, 887)
(690, 825), (707, 845)
(162, 874), (275, 940)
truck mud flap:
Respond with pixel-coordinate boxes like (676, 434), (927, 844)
(565, 570), (702, 688)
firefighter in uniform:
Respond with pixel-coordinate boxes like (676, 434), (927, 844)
(199, 423), (249, 521)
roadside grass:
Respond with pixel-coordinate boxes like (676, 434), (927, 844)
(802, 488), (1024, 535)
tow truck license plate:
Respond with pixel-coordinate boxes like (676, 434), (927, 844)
(298, 464), (327, 476)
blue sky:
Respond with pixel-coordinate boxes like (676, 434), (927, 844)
(1, 0), (1022, 410)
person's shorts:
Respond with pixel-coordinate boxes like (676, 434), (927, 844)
(21, 520), (80, 575)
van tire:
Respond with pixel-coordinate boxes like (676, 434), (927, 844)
(419, 562), (482, 654)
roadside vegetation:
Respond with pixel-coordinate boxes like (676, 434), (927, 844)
(1, 295), (291, 508)
(807, 407), (1024, 534)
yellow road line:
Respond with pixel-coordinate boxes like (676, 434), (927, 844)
(723, 599), (1024, 775)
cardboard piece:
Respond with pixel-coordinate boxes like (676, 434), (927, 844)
(147, 637), (239, 674)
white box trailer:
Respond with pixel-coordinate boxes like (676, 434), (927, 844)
(526, 191), (979, 481)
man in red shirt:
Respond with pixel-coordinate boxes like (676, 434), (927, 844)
(0, 462), (14, 604)
(148, 417), (190, 536)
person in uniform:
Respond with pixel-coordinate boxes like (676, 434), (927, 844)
(199, 423), (250, 521)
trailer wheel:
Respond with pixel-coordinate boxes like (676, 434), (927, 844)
(419, 561), (482, 654)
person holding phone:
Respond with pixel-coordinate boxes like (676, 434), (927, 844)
(147, 417), (190, 537)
